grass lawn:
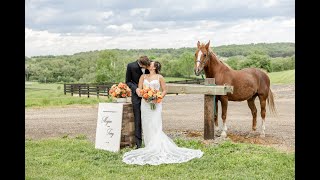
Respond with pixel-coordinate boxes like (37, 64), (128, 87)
(268, 70), (295, 84)
(165, 77), (194, 82)
(25, 82), (113, 108)
(25, 137), (294, 179)
(189, 70), (295, 84)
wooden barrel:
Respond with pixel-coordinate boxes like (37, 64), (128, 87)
(120, 103), (135, 148)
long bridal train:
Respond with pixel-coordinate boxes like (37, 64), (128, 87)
(122, 76), (203, 165)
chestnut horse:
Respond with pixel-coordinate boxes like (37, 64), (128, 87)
(194, 41), (277, 137)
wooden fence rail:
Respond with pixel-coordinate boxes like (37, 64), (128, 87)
(64, 79), (204, 98)
(167, 79), (204, 84)
(64, 83), (116, 97)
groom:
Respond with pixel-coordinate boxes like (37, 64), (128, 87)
(125, 56), (151, 149)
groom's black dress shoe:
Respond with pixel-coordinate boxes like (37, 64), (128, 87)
(135, 141), (142, 149)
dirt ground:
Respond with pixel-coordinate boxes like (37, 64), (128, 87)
(25, 84), (295, 152)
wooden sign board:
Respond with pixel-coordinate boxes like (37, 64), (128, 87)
(95, 103), (123, 152)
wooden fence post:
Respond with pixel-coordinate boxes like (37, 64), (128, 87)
(97, 86), (99, 98)
(78, 85), (81, 97)
(71, 84), (74, 96)
(87, 84), (89, 98)
(64, 84), (66, 95)
(204, 78), (215, 140)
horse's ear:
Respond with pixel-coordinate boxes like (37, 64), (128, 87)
(205, 40), (210, 50)
(197, 41), (200, 48)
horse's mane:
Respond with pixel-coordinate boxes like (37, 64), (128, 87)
(199, 43), (233, 70)
(209, 48), (233, 69)
(220, 60), (233, 70)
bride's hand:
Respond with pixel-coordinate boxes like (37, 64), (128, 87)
(136, 88), (141, 97)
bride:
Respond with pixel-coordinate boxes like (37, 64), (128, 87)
(122, 61), (203, 165)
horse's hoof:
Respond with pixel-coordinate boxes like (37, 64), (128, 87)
(221, 131), (227, 138)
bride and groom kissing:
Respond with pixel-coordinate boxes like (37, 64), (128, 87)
(123, 56), (203, 165)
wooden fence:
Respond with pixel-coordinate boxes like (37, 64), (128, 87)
(64, 83), (116, 97)
(64, 79), (204, 98)
(167, 79), (204, 84)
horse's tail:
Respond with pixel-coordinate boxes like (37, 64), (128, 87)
(267, 88), (278, 117)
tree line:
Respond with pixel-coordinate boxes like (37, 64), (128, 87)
(25, 42), (295, 83)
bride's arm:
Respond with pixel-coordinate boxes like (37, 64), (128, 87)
(136, 75), (144, 97)
(159, 75), (167, 98)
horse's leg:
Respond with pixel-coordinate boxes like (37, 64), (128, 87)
(247, 96), (258, 137)
(214, 98), (220, 132)
(258, 95), (267, 137)
(220, 96), (228, 138)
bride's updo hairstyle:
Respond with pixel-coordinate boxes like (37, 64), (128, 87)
(153, 61), (161, 74)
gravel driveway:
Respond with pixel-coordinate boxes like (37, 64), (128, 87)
(25, 84), (295, 152)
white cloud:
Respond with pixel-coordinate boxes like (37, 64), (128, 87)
(129, 8), (151, 17)
(25, 28), (112, 56)
(106, 23), (133, 32)
(264, 0), (279, 7)
(25, 16), (294, 56)
(99, 11), (114, 21)
(25, 0), (294, 56)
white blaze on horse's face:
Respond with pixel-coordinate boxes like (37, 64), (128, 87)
(196, 50), (203, 68)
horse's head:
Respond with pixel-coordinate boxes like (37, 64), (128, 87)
(194, 40), (211, 76)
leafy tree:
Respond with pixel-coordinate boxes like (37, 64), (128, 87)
(25, 42), (294, 83)
(177, 52), (194, 78)
(95, 50), (126, 83)
(270, 55), (295, 72)
(239, 51), (271, 72)
(224, 56), (247, 70)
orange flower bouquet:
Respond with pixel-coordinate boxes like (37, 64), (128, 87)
(139, 86), (163, 110)
(109, 82), (131, 98)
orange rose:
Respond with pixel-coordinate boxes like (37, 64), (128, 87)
(143, 93), (149, 99)
(156, 98), (162, 103)
(112, 92), (117, 97)
(121, 94), (126, 97)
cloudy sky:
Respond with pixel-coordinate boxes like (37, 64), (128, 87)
(25, 0), (295, 57)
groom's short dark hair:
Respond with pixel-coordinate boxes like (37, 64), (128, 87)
(138, 56), (151, 66)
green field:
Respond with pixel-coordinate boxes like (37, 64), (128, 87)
(26, 137), (294, 179)
(25, 82), (113, 108)
(165, 77), (194, 82)
(268, 70), (295, 84)
(25, 70), (294, 108)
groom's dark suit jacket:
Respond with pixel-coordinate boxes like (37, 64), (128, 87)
(126, 61), (149, 104)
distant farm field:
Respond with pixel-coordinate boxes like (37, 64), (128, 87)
(268, 70), (295, 84)
(190, 70), (295, 84)
(25, 83), (112, 108)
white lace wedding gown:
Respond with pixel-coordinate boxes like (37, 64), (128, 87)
(123, 75), (203, 165)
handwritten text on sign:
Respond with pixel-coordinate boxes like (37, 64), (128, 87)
(95, 103), (123, 152)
